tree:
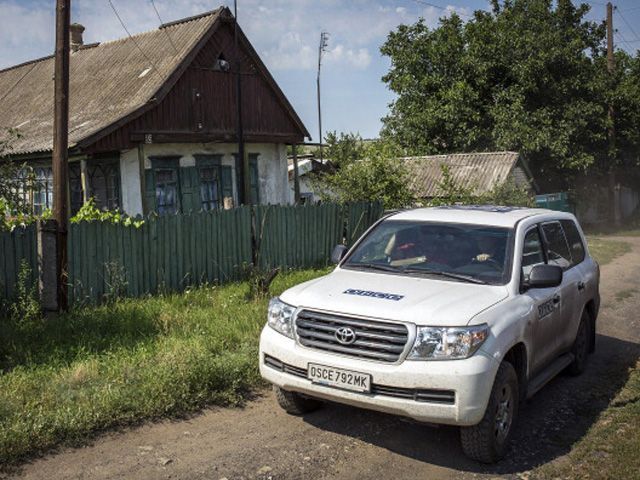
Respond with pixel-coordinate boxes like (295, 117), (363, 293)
(380, 0), (640, 186)
(312, 134), (415, 209)
(0, 128), (29, 214)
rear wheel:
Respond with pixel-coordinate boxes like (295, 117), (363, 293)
(274, 386), (322, 415)
(460, 362), (519, 463)
(568, 311), (591, 376)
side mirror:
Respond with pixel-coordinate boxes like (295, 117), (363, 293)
(526, 264), (563, 289)
(331, 244), (348, 264)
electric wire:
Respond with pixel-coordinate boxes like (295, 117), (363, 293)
(0, 61), (39, 104)
(615, 8), (640, 42)
(410, 0), (473, 19)
(107, 0), (165, 79)
(150, 0), (180, 55)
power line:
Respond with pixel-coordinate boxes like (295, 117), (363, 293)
(150, 0), (179, 55)
(615, 7), (640, 42)
(107, 0), (164, 79)
(410, 0), (473, 19)
(0, 61), (39, 105)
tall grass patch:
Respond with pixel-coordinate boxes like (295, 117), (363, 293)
(0, 267), (330, 465)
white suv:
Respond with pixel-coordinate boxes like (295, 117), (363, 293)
(259, 206), (600, 463)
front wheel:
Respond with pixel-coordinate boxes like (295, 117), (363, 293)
(460, 361), (519, 463)
(273, 386), (322, 415)
(568, 311), (591, 376)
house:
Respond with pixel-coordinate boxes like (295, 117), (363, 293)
(287, 154), (333, 204)
(0, 8), (309, 216)
(401, 151), (536, 201)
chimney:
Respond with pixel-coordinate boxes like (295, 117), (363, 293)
(70, 23), (85, 52)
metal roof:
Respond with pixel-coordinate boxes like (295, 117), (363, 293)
(401, 151), (524, 198)
(0, 7), (309, 155)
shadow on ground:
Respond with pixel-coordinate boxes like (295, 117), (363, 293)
(301, 333), (639, 475)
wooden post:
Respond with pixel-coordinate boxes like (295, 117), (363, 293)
(52, 0), (70, 311)
(138, 143), (147, 215)
(606, 2), (620, 227)
(292, 144), (301, 204)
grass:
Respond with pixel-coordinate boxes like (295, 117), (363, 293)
(615, 288), (637, 302)
(0, 267), (331, 466)
(532, 360), (640, 479)
(587, 236), (632, 266)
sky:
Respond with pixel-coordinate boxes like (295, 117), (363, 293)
(0, 0), (639, 141)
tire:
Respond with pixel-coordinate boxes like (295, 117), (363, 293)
(568, 311), (591, 376)
(460, 362), (519, 463)
(274, 386), (322, 415)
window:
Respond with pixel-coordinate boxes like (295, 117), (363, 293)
(155, 167), (179, 214)
(343, 220), (513, 285)
(541, 221), (572, 269)
(196, 155), (223, 211)
(87, 160), (120, 210)
(69, 163), (83, 214)
(33, 167), (53, 214)
(560, 220), (585, 265)
(199, 166), (220, 210)
(522, 228), (546, 277)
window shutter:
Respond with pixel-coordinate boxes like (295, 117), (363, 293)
(144, 169), (156, 213)
(179, 166), (199, 213)
(221, 165), (233, 208)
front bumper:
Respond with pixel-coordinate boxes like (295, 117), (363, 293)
(259, 326), (500, 426)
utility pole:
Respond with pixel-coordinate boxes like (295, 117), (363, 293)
(606, 2), (621, 226)
(234, 0), (250, 205)
(292, 144), (301, 204)
(317, 32), (329, 163)
(52, 0), (70, 311)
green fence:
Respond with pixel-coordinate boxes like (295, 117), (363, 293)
(0, 225), (39, 301)
(65, 202), (383, 305)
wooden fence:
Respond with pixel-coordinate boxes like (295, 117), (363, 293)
(0, 224), (39, 301)
(63, 201), (382, 305)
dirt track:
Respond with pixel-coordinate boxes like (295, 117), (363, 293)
(9, 237), (640, 480)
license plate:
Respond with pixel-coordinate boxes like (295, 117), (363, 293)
(308, 363), (371, 393)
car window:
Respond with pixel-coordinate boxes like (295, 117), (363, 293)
(560, 220), (585, 265)
(343, 220), (513, 285)
(522, 228), (546, 277)
(541, 221), (572, 269)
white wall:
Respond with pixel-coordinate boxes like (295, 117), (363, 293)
(118, 142), (290, 215)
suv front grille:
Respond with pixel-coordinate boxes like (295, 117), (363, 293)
(295, 310), (409, 363)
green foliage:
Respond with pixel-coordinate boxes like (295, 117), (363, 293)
(312, 134), (415, 209)
(380, 0), (640, 182)
(1, 128), (32, 216)
(70, 198), (144, 227)
(0, 267), (331, 465)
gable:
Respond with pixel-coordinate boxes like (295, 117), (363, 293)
(87, 19), (308, 153)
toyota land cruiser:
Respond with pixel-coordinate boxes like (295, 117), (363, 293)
(259, 206), (600, 463)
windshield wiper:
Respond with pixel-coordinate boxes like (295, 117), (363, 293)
(347, 263), (401, 273)
(402, 267), (487, 285)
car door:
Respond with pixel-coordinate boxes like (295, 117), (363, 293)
(558, 219), (589, 351)
(520, 225), (563, 374)
(540, 220), (583, 354)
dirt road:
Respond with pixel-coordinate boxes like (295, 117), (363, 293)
(10, 237), (640, 480)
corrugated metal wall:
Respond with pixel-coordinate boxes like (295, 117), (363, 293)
(62, 202), (382, 305)
(0, 225), (39, 301)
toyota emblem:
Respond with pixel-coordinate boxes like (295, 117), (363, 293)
(334, 326), (357, 345)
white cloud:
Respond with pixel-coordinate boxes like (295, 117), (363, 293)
(0, 0), (478, 71)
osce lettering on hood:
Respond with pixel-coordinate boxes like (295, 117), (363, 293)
(343, 289), (404, 301)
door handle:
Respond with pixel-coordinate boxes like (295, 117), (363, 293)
(578, 281), (585, 292)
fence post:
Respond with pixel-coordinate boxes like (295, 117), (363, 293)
(37, 219), (59, 311)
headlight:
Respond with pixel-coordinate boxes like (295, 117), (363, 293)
(267, 297), (296, 338)
(407, 324), (489, 360)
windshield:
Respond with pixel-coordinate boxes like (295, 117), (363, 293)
(342, 220), (513, 285)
